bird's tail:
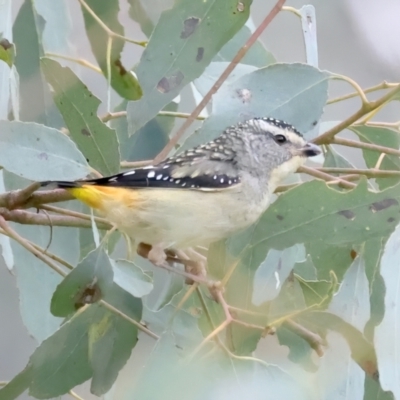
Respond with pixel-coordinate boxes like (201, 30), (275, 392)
(40, 180), (104, 209)
(40, 180), (83, 189)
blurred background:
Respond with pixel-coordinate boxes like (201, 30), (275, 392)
(1, 0), (399, 398)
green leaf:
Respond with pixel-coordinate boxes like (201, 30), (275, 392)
(183, 63), (329, 149)
(127, 0), (253, 133)
(194, 61), (257, 97)
(352, 125), (400, 190)
(127, 0), (155, 37)
(214, 22), (275, 67)
(13, 0), (62, 126)
(112, 259), (153, 298)
(0, 120), (90, 181)
(0, 302), (139, 399)
(0, 36), (14, 67)
(252, 244), (306, 305)
(80, 0), (142, 100)
(323, 145), (355, 170)
(328, 252), (370, 331)
(375, 224), (400, 398)
(88, 307), (138, 396)
(41, 58), (120, 175)
(51, 247), (114, 317)
(364, 374), (395, 400)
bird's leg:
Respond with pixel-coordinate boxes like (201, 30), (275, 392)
(175, 249), (207, 284)
(136, 242), (167, 266)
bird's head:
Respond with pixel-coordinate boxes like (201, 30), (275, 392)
(226, 117), (321, 187)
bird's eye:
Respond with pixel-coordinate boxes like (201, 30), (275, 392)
(274, 134), (287, 144)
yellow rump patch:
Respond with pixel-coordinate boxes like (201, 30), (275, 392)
(68, 185), (139, 210)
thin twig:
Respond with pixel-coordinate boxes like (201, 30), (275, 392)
(317, 167), (400, 178)
(45, 52), (102, 73)
(101, 110), (206, 124)
(153, 0), (287, 163)
(332, 137), (400, 158)
(283, 319), (324, 356)
(120, 159), (153, 169)
(327, 81), (398, 105)
(330, 74), (369, 106)
(298, 166), (356, 189)
(314, 83), (400, 144)
(0, 216), (67, 277)
(100, 300), (159, 339)
(0, 208), (111, 229)
(40, 204), (110, 225)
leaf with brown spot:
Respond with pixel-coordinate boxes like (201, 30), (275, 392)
(128, 0), (253, 134)
(370, 198), (398, 213)
(337, 209), (355, 220)
(180, 17), (200, 39)
(42, 58), (120, 175)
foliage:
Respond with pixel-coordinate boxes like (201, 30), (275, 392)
(0, 1), (399, 399)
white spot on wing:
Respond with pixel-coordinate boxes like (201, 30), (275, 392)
(156, 174), (163, 180)
(123, 170), (136, 176)
(147, 171), (155, 178)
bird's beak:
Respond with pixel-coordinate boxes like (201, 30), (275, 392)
(300, 142), (321, 157)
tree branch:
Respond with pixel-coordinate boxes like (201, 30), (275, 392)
(0, 208), (111, 229)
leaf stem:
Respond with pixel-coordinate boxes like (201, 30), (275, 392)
(77, 0), (147, 47)
(45, 53), (102, 73)
(153, 0), (287, 163)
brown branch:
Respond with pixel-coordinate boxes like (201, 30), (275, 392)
(153, 0), (287, 163)
(0, 208), (111, 229)
(332, 137), (400, 157)
(318, 167), (400, 178)
(283, 319), (324, 357)
(298, 166), (356, 189)
(314, 83), (400, 144)
(0, 216), (67, 277)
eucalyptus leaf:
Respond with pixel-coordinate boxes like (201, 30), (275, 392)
(375, 224), (400, 398)
(112, 259), (153, 298)
(0, 120), (89, 181)
(329, 253), (370, 331)
(13, 0), (62, 126)
(352, 125), (400, 190)
(127, 0), (252, 134)
(214, 22), (275, 67)
(183, 63), (329, 150)
(41, 58), (120, 176)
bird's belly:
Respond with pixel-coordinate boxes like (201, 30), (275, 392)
(99, 188), (269, 249)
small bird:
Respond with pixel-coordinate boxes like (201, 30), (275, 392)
(42, 117), (320, 267)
